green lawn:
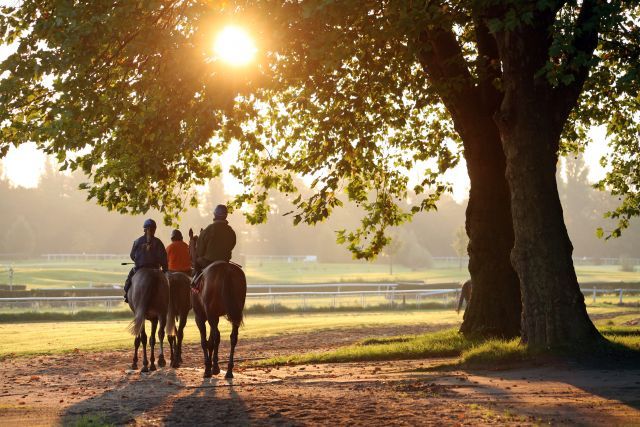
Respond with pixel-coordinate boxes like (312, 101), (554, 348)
(1, 305), (639, 359)
(0, 310), (461, 358)
(1, 259), (638, 289)
(257, 308), (640, 367)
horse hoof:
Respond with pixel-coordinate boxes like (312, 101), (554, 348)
(212, 366), (220, 375)
(225, 371), (234, 379)
(131, 363), (138, 370)
(150, 364), (157, 372)
(158, 358), (166, 368)
(203, 369), (212, 378)
(141, 366), (149, 373)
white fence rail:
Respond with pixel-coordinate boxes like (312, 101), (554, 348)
(0, 289), (460, 313)
(582, 288), (640, 304)
(1, 287), (638, 314)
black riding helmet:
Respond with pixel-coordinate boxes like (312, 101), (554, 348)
(171, 229), (183, 241)
(214, 204), (228, 220)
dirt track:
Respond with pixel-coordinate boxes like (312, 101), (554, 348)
(1, 325), (639, 426)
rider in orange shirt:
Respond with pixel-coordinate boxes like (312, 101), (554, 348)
(166, 229), (192, 275)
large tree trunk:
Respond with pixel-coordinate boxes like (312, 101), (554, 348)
(499, 112), (600, 346)
(495, 21), (602, 347)
(460, 120), (521, 338)
(418, 26), (522, 339)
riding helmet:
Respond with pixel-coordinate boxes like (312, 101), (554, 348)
(143, 218), (157, 230)
(213, 204), (228, 220)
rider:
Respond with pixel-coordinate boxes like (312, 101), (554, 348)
(123, 219), (168, 303)
(166, 229), (192, 275)
(192, 204), (236, 285)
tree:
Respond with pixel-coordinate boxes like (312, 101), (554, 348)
(451, 226), (469, 270)
(2, 1), (638, 347)
(4, 216), (36, 256)
(0, 0), (522, 338)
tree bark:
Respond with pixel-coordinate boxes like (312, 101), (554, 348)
(459, 119), (521, 338)
(418, 27), (521, 338)
(494, 21), (602, 347)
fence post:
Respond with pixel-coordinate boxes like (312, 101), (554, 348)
(271, 295), (276, 312)
(619, 289), (624, 305)
(361, 293), (365, 309)
(302, 295), (306, 312)
(592, 287), (597, 304)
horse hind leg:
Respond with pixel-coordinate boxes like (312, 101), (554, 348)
(196, 315), (212, 378)
(149, 319), (158, 371)
(140, 325), (149, 373)
(132, 336), (141, 370)
(175, 314), (188, 368)
(209, 317), (220, 375)
(168, 335), (176, 368)
(157, 315), (166, 368)
(226, 323), (240, 379)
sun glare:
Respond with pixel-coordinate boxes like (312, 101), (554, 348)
(214, 26), (257, 66)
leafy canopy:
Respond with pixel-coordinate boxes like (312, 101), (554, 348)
(1, 0), (639, 255)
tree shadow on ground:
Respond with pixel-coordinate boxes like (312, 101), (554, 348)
(163, 376), (298, 426)
(459, 361), (640, 424)
(59, 368), (184, 426)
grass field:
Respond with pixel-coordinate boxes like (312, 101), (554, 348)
(0, 310), (462, 358)
(1, 305), (638, 359)
(1, 259), (639, 289)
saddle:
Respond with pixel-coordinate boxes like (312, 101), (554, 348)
(191, 260), (238, 294)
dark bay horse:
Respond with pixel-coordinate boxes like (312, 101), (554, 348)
(165, 271), (192, 368)
(188, 228), (247, 379)
(127, 268), (168, 372)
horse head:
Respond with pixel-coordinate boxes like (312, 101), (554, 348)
(188, 228), (198, 269)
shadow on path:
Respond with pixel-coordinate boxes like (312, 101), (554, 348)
(60, 369), (184, 425)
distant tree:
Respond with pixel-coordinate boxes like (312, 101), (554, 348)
(382, 231), (403, 275)
(4, 216), (36, 256)
(451, 226), (469, 270)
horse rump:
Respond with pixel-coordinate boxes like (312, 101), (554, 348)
(222, 264), (246, 326)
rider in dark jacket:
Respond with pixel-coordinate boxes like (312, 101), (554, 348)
(123, 219), (168, 302)
(192, 204), (236, 285)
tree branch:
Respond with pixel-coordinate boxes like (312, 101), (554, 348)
(472, 14), (502, 113)
(417, 26), (480, 125)
(553, 0), (602, 125)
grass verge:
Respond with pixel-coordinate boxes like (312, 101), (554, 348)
(254, 327), (640, 368)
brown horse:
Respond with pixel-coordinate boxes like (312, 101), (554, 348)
(188, 228), (247, 379)
(165, 271), (192, 368)
(127, 268), (168, 372)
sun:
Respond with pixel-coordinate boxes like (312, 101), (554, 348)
(214, 26), (257, 66)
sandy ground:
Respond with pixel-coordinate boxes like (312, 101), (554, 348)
(1, 325), (639, 426)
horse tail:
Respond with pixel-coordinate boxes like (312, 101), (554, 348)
(166, 276), (177, 337)
(222, 265), (244, 327)
(127, 275), (154, 336)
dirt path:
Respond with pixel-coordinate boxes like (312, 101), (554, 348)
(1, 325), (639, 426)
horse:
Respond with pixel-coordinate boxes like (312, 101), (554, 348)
(165, 271), (192, 368)
(188, 228), (247, 379)
(127, 268), (169, 372)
